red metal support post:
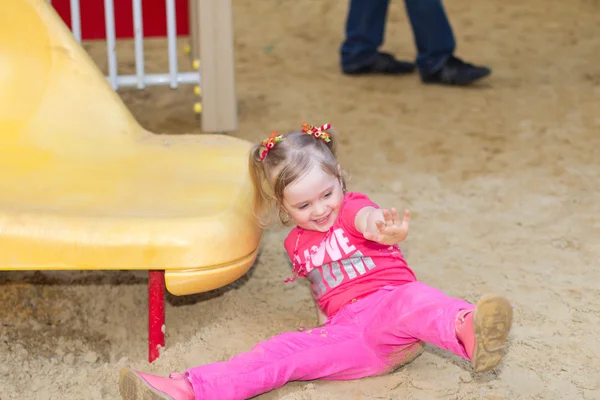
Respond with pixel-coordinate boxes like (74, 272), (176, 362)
(148, 270), (165, 363)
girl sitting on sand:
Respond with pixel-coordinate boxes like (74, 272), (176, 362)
(119, 122), (513, 400)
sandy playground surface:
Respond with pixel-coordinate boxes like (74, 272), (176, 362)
(1, 0), (600, 398)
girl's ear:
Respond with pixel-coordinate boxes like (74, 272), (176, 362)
(276, 197), (287, 213)
(278, 204), (292, 225)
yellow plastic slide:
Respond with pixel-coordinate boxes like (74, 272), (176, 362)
(0, 0), (262, 296)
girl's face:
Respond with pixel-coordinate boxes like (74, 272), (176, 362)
(282, 164), (345, 232)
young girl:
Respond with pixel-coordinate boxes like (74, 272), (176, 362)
(119, 122), (513, 400)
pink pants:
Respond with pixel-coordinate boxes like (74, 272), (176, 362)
(185, 282), (474, 399)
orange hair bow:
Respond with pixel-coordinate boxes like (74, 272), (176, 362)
(301, 122), (331, 143)
(259, 131), (283, 161)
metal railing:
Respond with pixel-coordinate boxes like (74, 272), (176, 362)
(48, 0), (200, 90)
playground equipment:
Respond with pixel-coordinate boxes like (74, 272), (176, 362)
(47, 0), (237, 132)
(0, 0), (261, 362)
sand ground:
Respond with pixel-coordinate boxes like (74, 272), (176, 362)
(1, 0), (599, 398)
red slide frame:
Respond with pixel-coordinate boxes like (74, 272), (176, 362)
(51, 0), (190, 40)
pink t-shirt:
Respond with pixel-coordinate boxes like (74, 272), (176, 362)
(283, 192), (417, 316)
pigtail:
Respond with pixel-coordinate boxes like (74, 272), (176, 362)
(319, 127), (347, 191)
(248, 143), (274, 228)
(321, 126), (338, 157)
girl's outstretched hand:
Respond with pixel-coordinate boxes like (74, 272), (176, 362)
(363, 208), (410, 245)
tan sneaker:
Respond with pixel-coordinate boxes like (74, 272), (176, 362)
(456, 295), (513, 372)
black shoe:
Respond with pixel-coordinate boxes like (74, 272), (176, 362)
(421, 56), (491, 86)
(342, 52), (415, 75)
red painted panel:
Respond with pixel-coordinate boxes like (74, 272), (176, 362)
(148, 270), (165, 363)
(51, 0), (190, 40)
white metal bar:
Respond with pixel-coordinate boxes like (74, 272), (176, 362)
(104, 0), (118, 90)
(109, 72), (200, 88)
(69, 0), (82, 42)
(52, 0), (200, 92)
(165, 0), (178, 88)
(132, 0), (145, 89)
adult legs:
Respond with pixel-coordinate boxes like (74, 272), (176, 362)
(403, 0), (490, 84)
(340, 0), (491, 84)
(340, 0), (414, 75)
(403, 0), (455, 75)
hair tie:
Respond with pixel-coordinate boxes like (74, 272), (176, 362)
(301, 122), (331, 143)
(259, 131), (283, 161)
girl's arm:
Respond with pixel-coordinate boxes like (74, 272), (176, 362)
(354, 206), (384, 235)
(315, 300), (328, 325)
(354, 206), (410, 245)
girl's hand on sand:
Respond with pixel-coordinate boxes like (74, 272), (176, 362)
(363, 208), (410, 245)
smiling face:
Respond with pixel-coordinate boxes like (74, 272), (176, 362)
(282, 164), (345, 232)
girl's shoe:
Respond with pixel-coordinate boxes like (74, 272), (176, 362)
(119, 368), (195, 400)
(455, 294), (513, 372)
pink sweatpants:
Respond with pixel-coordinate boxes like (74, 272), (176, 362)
(185, 282), (474, 399)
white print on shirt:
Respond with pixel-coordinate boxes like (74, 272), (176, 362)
(292, 228), (379, 298)
(292, 228), (357, 273)
(307, 250), (376, 298)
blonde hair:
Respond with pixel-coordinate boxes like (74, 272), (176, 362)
(249, 129), (346, 228)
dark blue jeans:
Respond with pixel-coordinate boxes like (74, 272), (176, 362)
(340, 0), (455, 75)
